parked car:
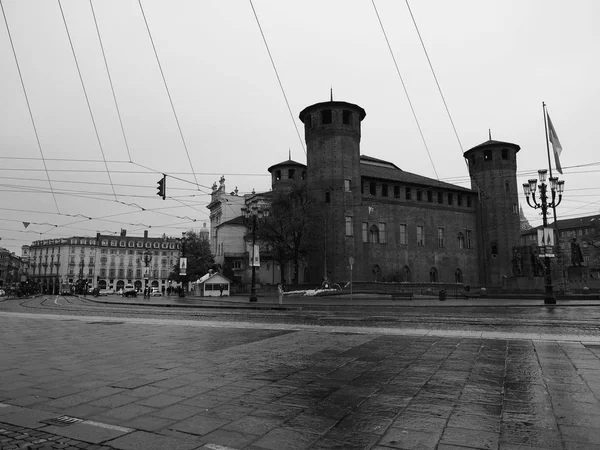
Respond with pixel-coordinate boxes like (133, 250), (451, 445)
(150, 288), (162, 297)
(122, 284), (137, 298)
(98, 289), (109, 296)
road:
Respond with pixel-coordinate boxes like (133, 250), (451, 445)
(0, 295), (599, 449)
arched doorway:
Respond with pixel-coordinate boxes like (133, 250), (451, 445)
(98, 280), (107, 289)
(402, 265), (411, 282)
(151, 280), (159, 288)
(116, 280), (124, 292)
(455, 269), (463, 283)
(134, 280), (142, 291)
(373, 264), (382, 281)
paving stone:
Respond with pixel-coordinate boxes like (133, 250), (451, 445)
(169, 414), (229, 437)
(104, 430), (198, 450)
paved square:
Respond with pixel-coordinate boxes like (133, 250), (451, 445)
(1, 312), (599, 449)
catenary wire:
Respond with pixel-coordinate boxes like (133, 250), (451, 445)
(137, 0), (200, 189)
(0, 0), (61, 213)
(371, 0), (439, 180)
(58, 0), (118, 202)
(248, 0), (306, 157)
(89, 0), (133, 162)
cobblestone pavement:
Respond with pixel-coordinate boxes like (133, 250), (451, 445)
(1, 308), (599, 449)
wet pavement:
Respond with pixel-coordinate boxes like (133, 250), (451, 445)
(0, 304), (599, 449)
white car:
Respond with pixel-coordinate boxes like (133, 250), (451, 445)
(150, 288), (162, 296)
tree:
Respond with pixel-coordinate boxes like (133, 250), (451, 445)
(169, 230), (215, 283)
(254, 183), (319, 285)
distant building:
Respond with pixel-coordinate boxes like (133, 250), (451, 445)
(95, 229), (182, 293)
(0, 247), (22, 289)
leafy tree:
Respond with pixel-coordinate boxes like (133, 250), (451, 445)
(253, 183), (319, 285)
(169, 230), (214, 283)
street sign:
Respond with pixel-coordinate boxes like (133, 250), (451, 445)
(348, 256), (354, 269)
(180, 257), (187, 276)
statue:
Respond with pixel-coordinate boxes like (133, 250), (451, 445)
(571, 238), (584, 267)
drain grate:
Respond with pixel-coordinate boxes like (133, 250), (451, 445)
(42, 415), (83, 427)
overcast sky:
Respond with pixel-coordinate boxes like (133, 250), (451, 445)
(1, 0), (599, 255)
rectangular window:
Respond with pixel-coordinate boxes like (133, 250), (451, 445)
(345, 216), (353, 236)
(394, 186), (400, 198)
(369, 182), (376, 195)
(427, 191), (433, 202)
(467, 196), (472, 207)
(405, 187), (412, 200)
(457, 194), (463, 206)
(448, 193), (453, 205)
(288, 169), (295, 179)
(325, 192), (331, 203)
(379, 222), (386, 244)
(437, 228), (445, 247)
(362, 222), (368, 243)
(100, 268), (107, 277)
(417, 226), (424, 247)
(344, 179), (351, 192)
(399, 224), (407, 245)
(417, 190), (422, 201)
(342, 110), (352, 124)
(382, 185), (388, 197)
(322, 109), (332, 124)
(466, 230), (473, 249)
(135, 269), (141, 278)
(437, 192), (443, 204)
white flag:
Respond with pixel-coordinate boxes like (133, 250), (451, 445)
(547, 113), (563, 174)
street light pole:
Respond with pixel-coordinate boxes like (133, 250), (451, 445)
(523, 169), (565, 305)
(143, 250), (153, 298)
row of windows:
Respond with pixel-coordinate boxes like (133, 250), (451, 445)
(100, 240), (179, 250)
(469, 148), (511, 166)
(304, 109), (355, 128)
(98, 268), (170, 279)
(379, 265), (464, 283)
(273, 168), (306, 181)
(345, 218), (473, 248)
(100, 249), (175, 256)
(359, 180), (473, 207)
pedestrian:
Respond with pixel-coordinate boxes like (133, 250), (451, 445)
(219, 284), (224, 297)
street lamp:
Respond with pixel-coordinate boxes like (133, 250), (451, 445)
(143, 250), (153, 298)
(243, 206), (264, 302)
(78, 260), (85, 295)
(522, 169), (565, 304)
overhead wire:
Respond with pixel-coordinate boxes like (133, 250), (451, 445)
(248, 0), (306, 157)
(137, 0), (201, 189)
(0, 0), (61, 213)
(371, 0), (439, 180)
(57, 0), (118, 202)
(89, 0), (134, 162)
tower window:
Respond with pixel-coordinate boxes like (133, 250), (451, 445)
(448, 193), (453, 205)
(321, 109), (332, 124)
(342, 110), (352, 125)
(325, 192), (331, 203)
(484, 150), (492, 161)
(417, 190), (422, 201)
(491, 242), (498, 257)
(345, 216), (353, 236)
(437, 192), (443, 204)
(505, 181), (510, 193)
(275, 170), (281, 181)
(502, 149), (508, 160)
(457, 232), (465, 249)
(362, 222), (368, 242)
(429, 267), (438, 283)
(457, 194), (463, 206)
(417, 226), (424, 246)
(305, 115), (312, 128)
(344, 179), (351, 192)
(467, 196), (472, 207)
(301, 171), (306, 180)
(382, 184), (388, 197)
(394, 186), (400, 198)
(288, 169), (295, 179)
(427, 191), (433, 202)
(369, 182), (376, 195)
(370, 225), (380, 244)
(405, 187), (412, 200)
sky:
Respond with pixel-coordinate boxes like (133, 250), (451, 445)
(1, 0), (599, 255)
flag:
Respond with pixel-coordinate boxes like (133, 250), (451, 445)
(547, 113), (563, 174)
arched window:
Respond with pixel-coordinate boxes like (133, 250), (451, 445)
(402, 265), (411, 282)
(455, 268), (463, 283)
(429, 267), (438, 283)
(457, 233), (465, 249)
(370, 225), (380, 243)
(505, 181), (510, 193)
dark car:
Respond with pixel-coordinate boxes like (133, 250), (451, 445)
(122, 284), (137, 298)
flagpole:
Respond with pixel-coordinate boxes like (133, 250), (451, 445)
(543, 102), (564, 293)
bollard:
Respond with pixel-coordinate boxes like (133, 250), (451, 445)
(439, 289), (446, 301)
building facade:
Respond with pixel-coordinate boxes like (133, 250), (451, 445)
(0, 247), (22, 290)
(95, 230), (182, 293)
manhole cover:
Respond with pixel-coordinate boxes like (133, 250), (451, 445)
(42, 416), (83, 427)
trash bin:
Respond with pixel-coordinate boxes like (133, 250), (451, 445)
(439, 289), (446, 301)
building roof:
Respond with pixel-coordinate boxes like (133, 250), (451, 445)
(218, 215), (246, 228)
(299, 100), (366, 122)
(267, 159), (306, 173)
(463, 139), (521, 157)
(195, 272), (231, 284)
(521, 213), (600, 235)
(360, 155), (473, 193)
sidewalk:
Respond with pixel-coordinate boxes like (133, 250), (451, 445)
(82, 292), (600, 309)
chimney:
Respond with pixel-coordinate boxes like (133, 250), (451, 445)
(120, 229), (127, 237)
(144, 230), (148, 239)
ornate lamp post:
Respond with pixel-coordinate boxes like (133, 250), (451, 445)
(522, 169), (565, 304)
(243, 206), (264, 303)
(143, 250), (153, 298)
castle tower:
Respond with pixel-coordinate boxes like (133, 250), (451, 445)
(267, 158), (307, 191)
(464, 139), (521, 286)
(299, 100), (366, 284)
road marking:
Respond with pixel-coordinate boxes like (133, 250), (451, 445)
(82, 420), (133, 433)
(1, 311), (599, 342)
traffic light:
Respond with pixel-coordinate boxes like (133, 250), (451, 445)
(157, 174), (166, 200)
